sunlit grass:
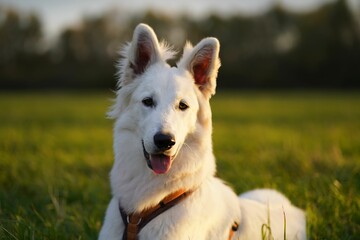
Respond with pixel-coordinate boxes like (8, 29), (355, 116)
(0, 92), (113, 239)
(0, 91), (359, 239)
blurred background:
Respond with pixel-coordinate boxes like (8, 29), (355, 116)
(0, 0), (359, 90)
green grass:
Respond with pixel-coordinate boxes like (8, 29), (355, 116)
(0, 91), (359, 239)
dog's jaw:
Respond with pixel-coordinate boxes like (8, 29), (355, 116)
(142, 140), (151, 169)
(142, 140), (175, 175)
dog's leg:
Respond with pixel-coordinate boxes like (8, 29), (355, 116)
(99, 198), (124, 240)
(239, 188), (291, 206)
(237, 190), (306, 240)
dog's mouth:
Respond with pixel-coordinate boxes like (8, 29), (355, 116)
(142, 140), (174, 175)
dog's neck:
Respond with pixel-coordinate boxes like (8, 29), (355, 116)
(111, 121), (215, 213)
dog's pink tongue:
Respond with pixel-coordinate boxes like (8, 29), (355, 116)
(150, 154), (171, 174)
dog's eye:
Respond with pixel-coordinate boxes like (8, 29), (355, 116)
(179, 101), (189, 111)
(142, 97), (155, 108)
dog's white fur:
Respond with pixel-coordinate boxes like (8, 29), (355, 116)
(99, 23), (306, 240)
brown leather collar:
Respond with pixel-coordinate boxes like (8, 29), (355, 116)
(229, 221), (239, 240)
(119, 189), (192, 240)
(118, 188), (239, 240)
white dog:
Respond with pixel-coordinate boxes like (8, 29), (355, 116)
(99, 23), (306, 240)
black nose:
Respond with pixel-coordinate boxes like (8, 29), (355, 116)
(153, 133), (176, 151)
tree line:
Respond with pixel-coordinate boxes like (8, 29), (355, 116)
(0, 0), (359, 90)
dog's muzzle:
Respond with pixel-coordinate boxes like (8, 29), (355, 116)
(142, 139), (174, 175)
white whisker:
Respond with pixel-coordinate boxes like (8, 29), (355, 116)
(182, 142), (201, 160)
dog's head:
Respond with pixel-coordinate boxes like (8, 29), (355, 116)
(109, 24), (220, 175)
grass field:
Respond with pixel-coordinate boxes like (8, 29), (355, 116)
(0, 91), (359, 239)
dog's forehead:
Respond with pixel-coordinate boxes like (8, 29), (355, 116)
(139, 65), (195, 97)
(169, 67), (194, 89)
(165, 68), (196, 100)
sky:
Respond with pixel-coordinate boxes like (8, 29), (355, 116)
(0, 0), (359, 38)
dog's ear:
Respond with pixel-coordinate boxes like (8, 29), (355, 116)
(179, 38), (220, 97)
(128, 23), (160, 75)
